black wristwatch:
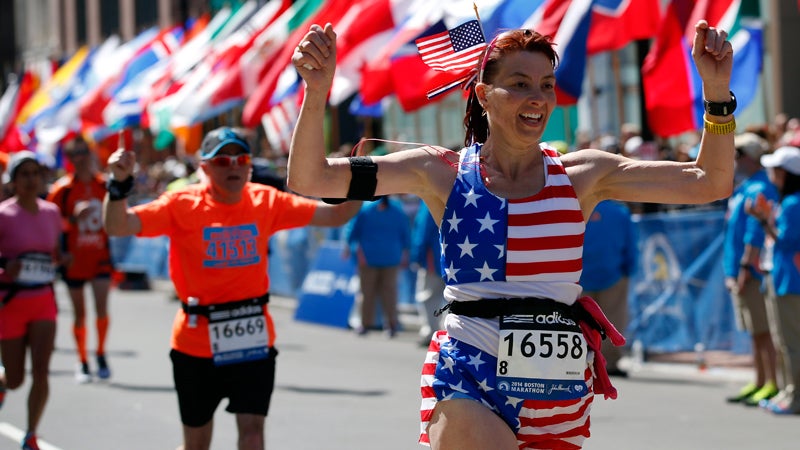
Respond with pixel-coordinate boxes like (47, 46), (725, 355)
(704, 91), (737, 116)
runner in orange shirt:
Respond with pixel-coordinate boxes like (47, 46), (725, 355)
(48, 137), (114, 383)
(103, 126), (361, 450)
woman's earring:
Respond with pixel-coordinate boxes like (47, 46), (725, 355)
(481, 110), (487, 117)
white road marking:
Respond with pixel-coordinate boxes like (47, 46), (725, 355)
(0, 422), (64, 450)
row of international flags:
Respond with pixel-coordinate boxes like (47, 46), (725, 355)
(0, 0), (774, 163)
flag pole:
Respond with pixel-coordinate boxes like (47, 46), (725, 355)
(586, 57), (599, 137)
(473, 2), (485, 36)
(611, 50), (626, 137)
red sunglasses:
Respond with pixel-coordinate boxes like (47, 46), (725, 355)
(205, 154), (251, 167)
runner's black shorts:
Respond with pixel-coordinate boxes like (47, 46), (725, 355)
(62, 272), (111, 289)
(170, 347), (278, 427)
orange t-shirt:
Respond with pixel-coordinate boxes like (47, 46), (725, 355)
(47, 174), (112, 279)
(133, 182), (317, 357)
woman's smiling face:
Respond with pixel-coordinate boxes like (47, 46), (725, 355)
(478, 50), (557, 147)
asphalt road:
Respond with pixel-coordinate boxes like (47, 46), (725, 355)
(0, 282), (796, 450)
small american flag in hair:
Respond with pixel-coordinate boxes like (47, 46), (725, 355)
(416, 19), (486, 73)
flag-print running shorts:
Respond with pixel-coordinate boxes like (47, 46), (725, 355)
(419, 330), (594, 449)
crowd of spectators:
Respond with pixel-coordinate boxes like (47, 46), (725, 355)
(3, 111), (797, 217)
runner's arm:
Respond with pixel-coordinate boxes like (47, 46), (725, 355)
(103, 148), (142, 236)
(309, 200), (362, 227)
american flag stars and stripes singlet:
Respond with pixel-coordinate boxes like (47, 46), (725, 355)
(419, 144), (593, 449)
(440, 143), (585, 304)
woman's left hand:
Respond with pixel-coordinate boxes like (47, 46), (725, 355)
(691, 20), (733, 96)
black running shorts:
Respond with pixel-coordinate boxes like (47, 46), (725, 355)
(169, 347), (278, 427)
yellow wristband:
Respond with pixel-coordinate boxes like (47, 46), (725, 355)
(703, 117), (736, 135)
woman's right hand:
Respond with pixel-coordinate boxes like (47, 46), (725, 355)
(292, 23), (337, 93)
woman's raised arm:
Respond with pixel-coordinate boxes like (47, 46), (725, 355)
(287, 23), (352, 198)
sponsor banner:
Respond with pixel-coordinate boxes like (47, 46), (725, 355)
(628, 209), (751, 354)
(294, 241), (359, 329)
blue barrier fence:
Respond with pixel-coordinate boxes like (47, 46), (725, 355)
(628, 209), (751, 354)
(109, 235), (170, 280)
(111, 209), (750, 354)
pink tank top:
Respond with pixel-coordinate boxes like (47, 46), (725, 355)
(0, 198), (62, 298)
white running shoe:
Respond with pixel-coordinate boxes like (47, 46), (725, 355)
(75, 362), (92, 384)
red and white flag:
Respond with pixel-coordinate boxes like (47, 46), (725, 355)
(261, 88), (302, 154)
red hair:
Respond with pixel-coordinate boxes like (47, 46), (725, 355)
(463, 29), (559, 147)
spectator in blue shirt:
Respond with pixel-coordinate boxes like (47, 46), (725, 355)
(748, 145), (800, 415)
(580, 200), (637, 376)
(722, 133), (779, 405)
(410, 202), (445, 346)
(345, 196), (410, 337)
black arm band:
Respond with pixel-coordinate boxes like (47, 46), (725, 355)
(106, 175), (135, 201)
(322, 156), (378, 204)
